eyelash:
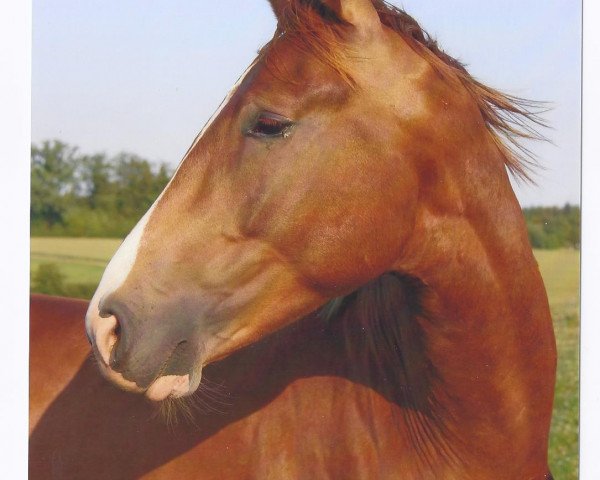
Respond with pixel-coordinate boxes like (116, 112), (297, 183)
(245, 112), (293, 139)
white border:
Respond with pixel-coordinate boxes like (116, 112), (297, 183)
(0, 0), (31, 477)
(0, 0), (591, 477)
(580, 0), (600, 478)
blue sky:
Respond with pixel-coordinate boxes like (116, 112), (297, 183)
(32, 0), (581, 206)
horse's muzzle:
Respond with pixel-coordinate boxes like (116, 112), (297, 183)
(85, 300), (196, 401)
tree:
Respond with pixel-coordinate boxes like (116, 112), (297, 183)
(78, 153), (115, 210)
(153, 163), (171, 198)
(31, 140), (78, 228)
(112, 153), (169, 219)
(113, 153), (155, 218)
(523, 204), (581, 249)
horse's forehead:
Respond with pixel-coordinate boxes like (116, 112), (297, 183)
(246, 41), (350, 104)
(246, 34), (435, 116)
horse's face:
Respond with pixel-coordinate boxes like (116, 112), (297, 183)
(86, 0), (468, 400)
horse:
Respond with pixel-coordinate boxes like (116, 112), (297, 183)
(31, 1), (557, 478)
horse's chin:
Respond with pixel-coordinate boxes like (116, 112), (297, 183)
(145, 374), (191, 402)
(145, 361), (203, 402)
(95, 353), (202, 402)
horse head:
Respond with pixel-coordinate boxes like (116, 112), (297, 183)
(85, 0), (548, 408)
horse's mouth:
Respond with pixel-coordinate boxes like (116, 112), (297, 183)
(92, 338), (202, 402)
(143, 340), (203, 401)
(95, 357), (198, 402)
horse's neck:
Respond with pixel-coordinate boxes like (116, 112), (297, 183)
(278, 231), (554, 479)
(386, 189), (556, 476)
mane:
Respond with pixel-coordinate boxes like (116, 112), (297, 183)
(266, 0), (548, 181)
(319, 273), (460, 470)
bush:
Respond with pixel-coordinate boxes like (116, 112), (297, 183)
(32, 263), (67, 296)
(31, 263), (98, 299)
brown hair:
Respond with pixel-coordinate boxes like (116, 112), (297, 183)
(266, 0), (548, 181)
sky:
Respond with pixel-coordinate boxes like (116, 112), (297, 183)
(32, 0), (582, 207)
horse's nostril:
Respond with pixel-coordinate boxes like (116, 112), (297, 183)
(93, 314), (120, 367)
(109, 348), (119, 369)
(114, 318), (121, 338)
(109, 316), (129, 372)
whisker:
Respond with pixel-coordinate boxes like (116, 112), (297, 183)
(196, 387), (233, 407)
(151, 374), (234, 426)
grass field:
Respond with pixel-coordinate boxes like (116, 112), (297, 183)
(30, 238), (580, 478)
(30, 237), (122, 285)
(535, 249), (580, 480)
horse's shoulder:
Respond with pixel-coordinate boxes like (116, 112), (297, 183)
(30, 294), (88, 332)
(30, 293), (88, 316)
(29, 295), (92, 432)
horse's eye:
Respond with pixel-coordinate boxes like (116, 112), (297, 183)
(246, 112), (293, 139)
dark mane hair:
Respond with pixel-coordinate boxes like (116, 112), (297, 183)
(266, 0), (548, 181)
(319, 273), (460, 468)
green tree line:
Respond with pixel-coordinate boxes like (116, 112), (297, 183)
(31, 140), (171, 237)
(523, 204), (580, 249)
(31, 140), (580, 248)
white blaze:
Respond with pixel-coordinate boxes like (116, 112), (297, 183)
(85, 60), (258, 330)
(85, 206), (155, 331)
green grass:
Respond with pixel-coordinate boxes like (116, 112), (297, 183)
(533, 249), (580, 480)
(534, 249), (580, 312)
(30, 237), (121, 285)
(30, 239), (580, 477)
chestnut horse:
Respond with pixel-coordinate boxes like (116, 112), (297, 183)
(31, 1), (556, 478)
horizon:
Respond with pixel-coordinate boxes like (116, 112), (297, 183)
(32, 0), (581, 207)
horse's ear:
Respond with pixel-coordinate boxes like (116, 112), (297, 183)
(268, 0), (382, 36)
(321, 0), (381, 35)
